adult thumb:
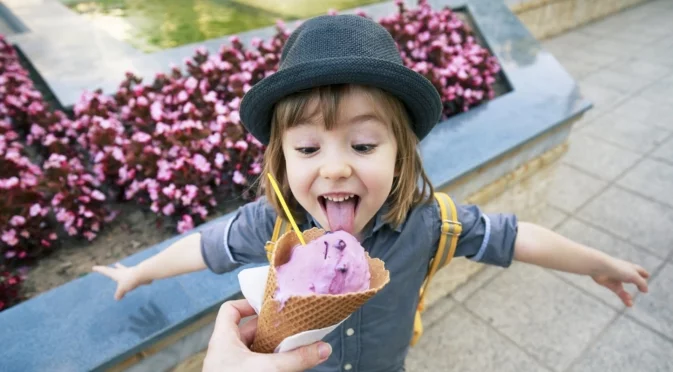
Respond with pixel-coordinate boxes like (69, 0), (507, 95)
(269, 342), (332, 372)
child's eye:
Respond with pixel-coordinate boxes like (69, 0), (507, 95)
(352, 144), (377, 154)
(295, 147), (319, 155)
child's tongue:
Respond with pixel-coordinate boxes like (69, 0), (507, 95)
(325, 199), (356, 234)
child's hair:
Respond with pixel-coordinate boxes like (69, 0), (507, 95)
(260, 84), (434, 228)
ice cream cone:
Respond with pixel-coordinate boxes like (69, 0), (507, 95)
(250, 228), (390, 353)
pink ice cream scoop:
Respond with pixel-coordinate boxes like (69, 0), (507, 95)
(274, 231), (371, 304)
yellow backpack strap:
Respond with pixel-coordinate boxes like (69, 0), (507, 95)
(265, 217), (290, 262)
(411, 192), (462, 346)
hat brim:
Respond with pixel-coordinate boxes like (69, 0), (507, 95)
(239, 57), (442, 145)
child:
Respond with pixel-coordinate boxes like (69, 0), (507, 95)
(93, 15), (649, 372)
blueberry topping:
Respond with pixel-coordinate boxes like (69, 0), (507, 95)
(336, 239), (346, 250)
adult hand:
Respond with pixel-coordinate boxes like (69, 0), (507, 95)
(203, 299), (332, 372)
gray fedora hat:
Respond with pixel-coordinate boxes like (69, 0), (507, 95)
(239, 14), (442, 145)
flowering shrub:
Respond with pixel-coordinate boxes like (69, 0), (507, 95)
(83, 29), (288, 232)
(1, 35), (114, 244)
(0, 120), (57, 265)
(379, 0), (500, 116)
(42, 154), (117, 240)
(0, 120), (54, 311)
(0, 264), (23, 311)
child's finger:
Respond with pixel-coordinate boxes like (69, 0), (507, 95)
(114, 287), (125, 301)
(92, 265), (118, 280)
(114, 263), (127, 269)
(636, 265), (650, 279)
(631, 272), (649, 293)
(618, 290), (632, 307)
(611, 284), (632, 306)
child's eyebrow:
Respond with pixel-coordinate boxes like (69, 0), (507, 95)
(347, 113), (383, 125)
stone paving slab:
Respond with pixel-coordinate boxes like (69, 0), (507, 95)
(577, 186), (673, 259)
(451, 265), (504, 303)
(605, 58), (672, 81)
(582, 68), (656, 94)
(569, 315), (673, 372)
(547, 164), (608, 213)
(609, 96), (673, 131)
(537, 204), (569, 230)
(553, 218), (663, 310)
(651, 136), (673, 165)
(580, 113), (671, 154)
(563, 133), (642, 181)
(464, 263), (616, 372)
(406, 305), (548, 372)
(574, 82), (628, 121)
(617, 157), (673, 208)
(627, 263), (673, 341)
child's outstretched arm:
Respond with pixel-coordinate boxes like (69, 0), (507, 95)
(93, 197), (276, 301)
(513, 222), (650, 306)
(93, 233), (207, 300)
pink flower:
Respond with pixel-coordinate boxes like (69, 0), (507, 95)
(9, 216), (26, 226)
(234, 140), (248, 151)
(204, 91), (217, 103)
(177, 214), (194, 233)
(215, 153), (225, 168)
(1, 177), (19, 189)
(2, 229), (18, 246)
(30, 124), (46, 138)
(150, 101), (163, 121)
(30, 203), (42, 217)
(229, 111), (240, 123)
(185, 77), (198, 93)
(91, 190), (106, 201)
(132, 132), (152, 143)
(233, 171), (246, 185)
(193, 154), (211, 173)
(181, 184), (199, 205)
(52, 193), (64, 206)
(177, 90), (189, 103)
(162, 203), (175, 216)
(163, 184), (176, 198)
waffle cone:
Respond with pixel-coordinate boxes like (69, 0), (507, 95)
(250, 228), (390, 353)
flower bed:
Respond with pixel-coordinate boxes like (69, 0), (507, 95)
(0, 0), (500, 311)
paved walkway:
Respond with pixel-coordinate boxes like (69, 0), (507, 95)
(407, 1), (673, 371)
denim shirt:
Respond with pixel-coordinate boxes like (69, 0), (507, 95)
(201, 196), (518, 372)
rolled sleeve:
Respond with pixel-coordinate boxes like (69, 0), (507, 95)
(200, 196), (277, 274)
(452, 204), (518, 268)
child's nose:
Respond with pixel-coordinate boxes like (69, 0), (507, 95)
(319, 161), (352, 180)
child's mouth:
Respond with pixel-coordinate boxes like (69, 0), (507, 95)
(319, 194), (360, 234)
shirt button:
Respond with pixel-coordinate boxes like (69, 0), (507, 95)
(344, 364), (353, 370)
(346, 328), (355, 336)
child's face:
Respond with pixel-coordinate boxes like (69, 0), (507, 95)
(282, 88), (397, 238)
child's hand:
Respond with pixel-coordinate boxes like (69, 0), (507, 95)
(92, 263), (152, 300)
(591, 258), (650, 307)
